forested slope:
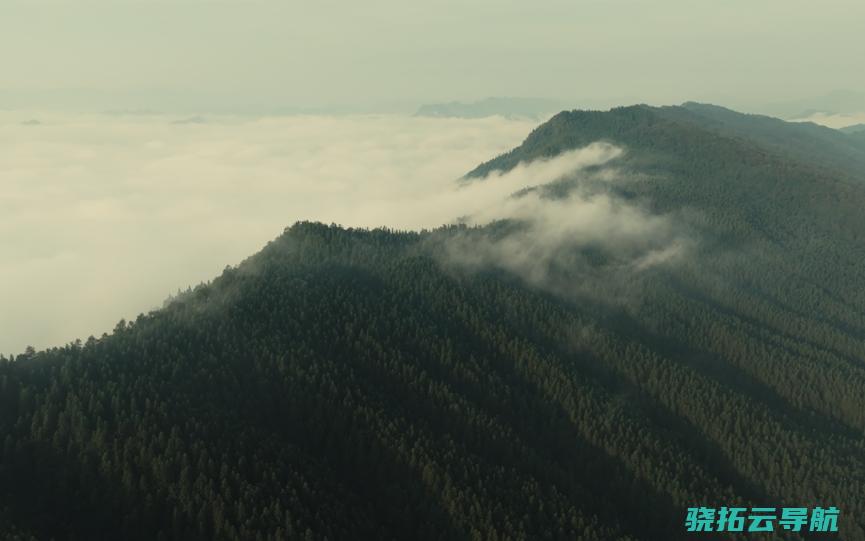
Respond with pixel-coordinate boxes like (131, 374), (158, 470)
(2, 105), (865, 540)
(662, 102), (865, 177)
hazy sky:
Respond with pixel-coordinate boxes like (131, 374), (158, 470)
(2, 0), (864, 112)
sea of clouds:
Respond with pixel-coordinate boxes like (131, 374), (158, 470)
(1, 112), (537, 353)
(793, 111), (865, 129)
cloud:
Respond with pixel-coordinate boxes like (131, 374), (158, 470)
(440, 145), (690, 301)
(791, 111), (865, 129)
(0, 111), (539, 353)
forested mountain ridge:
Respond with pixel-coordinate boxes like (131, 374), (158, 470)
(3, 105), (865, 540)
(663, 102), (865, 177)
(849, 129), (865, 149)
(839, 123), (865, 135)
(468, 103), (865, 181)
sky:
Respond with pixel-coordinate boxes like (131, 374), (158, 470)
(2, 0), (864, 114)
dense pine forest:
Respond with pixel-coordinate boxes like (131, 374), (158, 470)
(2, 104), (865, 540)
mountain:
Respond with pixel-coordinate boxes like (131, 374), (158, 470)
(171, 116), (208, 125)
(414, 97), (568, 119)
(841, 123), (865, 134)
(666, 102), (865, 177)
(3, 105), (865, 540)
(469, 102), (865, 180)
(757, 89), (865, 119)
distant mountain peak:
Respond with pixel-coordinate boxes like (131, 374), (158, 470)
(414, 96), (569, 119)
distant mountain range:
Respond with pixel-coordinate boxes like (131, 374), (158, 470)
(759, 89), (865, 119)
(171, 115), (208, 125)
(414, 97), (571, 119)
(3, 103), (865, 540)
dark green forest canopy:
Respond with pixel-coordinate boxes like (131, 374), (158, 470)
(467, 103), (865, 181)
(2, 104), (865, 540)
(849, 130), (865, 150)
(839, 123), (865, 135)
